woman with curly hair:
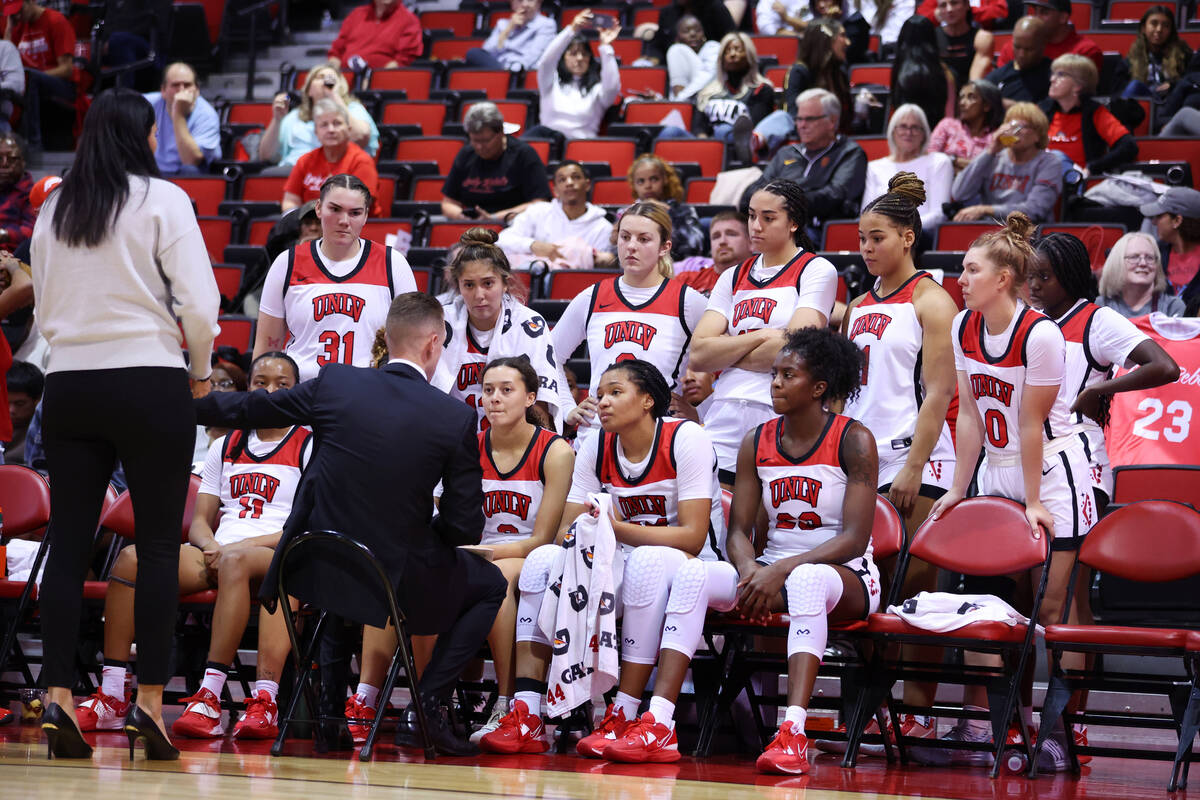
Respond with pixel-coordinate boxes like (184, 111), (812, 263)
(623, 154), (705, 259)
(1117, 5), (1193, 100)
(259, 63), (379, 168)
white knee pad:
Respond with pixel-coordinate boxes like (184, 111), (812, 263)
(517, 544), (560, 593)
(785, 563), (843, 617)
(620, 546), (686, 665)
(660, 560), (738, 660)
(663, 558), (709, 616)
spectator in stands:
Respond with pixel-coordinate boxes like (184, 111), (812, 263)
(1141, 187), (1200, 302)
(99, 0), (171, 89)
(740, 89), (868, 236)
(0, 40), (23, 132)
(985, 16), (1053, 105)
(644, 0), (735, 66)
(7, 0), (76, 156)
(1097, 232), (1185, 317)
(675, 208), (751, 293)
(929, 79), (1005, 171)
(326, 0), (421, 70)
(442, 102), (551, 222)
(624, 154), (705, 259)
(862, 104), (954, 243)
(3, 357), (38, 464)
(890, 15), (956, 129)
(0, 133), (32, 251)
(668, 363), (715, 422)
(143, 62), (220, 175)
(524, 10), (620, 142)
(916, 0), (1007, 30)
(783, 21), (852, 132)
(282, 99), (380, 215)
(755, 0), (819, 35)
(1116, 5), (1193, 101)
(950, 102), (1061, 222)
(497, 160), (615, 270)
(1039, 54), (1138, 177)
(467, 0), (556, 71)
(853, 0), (916, 48)
(994, 0), (1102, 75)
(928, 0), (990, 87)
(259, 64), (378, 169)
(667, 14), (719, 101)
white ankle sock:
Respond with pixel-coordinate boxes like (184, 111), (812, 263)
(514, 690), (541, 717)
(355, 683), (380, 710)
(648, 696), (676, 725)
(613, 691), (640, 720)
(101, 665), (126, 700)
(255, 680), (279, 703)
(785, 705), (807, 729)
(200, 666), (228, 698)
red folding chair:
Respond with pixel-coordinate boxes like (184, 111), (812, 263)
(411, 176), (446, 202)
(225, 102), (274, 127)
(293, 68), (356, 92)
(750, 35), (799, 65)
(856, 136), (889, 161)
(359, 219), (413, 244)
(242, 175), (288, 203)
(0, 466), (53, 689)
(212, 264), (244, 304)
(1135, 138), (1200, 193)
(653, 139), (726, 176)
(462, 99), (528, 132)
(1111, 464), (1200, 508)
(546, 270), (622, 300)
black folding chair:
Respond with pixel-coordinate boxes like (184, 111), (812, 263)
(271, 530), (434, 761)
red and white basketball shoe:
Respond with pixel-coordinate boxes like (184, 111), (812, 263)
(756, 721), (810, 775)
(232, 691), (278, 740)
(345, 696), (377, 745)
(75, 690), (131, 732)
(576, 704), (632, 758)
(602, 712), (681, 763)
(478, 700), (550, 754)
(172, 688), (225, 738)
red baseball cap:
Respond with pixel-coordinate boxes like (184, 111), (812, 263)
(2, 1), (23, 17)
(29, 175), (62, 210)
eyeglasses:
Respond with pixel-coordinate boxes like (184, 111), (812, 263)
(794, 115), (828, 124)
(1123, 253), (1157, 264)
(893, 124), (923, 133)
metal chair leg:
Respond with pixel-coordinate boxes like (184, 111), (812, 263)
(272, 608), (327, 757)
(1169, 682), (1200, 792)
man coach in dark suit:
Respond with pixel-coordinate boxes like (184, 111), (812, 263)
(194, 292), (506, 755)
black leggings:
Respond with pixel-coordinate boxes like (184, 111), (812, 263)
(40, 367), (195, 687)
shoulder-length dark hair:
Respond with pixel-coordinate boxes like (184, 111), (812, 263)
(1128, 5), (1191, 84)
(51, 88), (160, 248)
(557, 35), (602, 93)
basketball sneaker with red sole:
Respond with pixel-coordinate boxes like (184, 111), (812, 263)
(75, 690), (130, 732)
(577, 704), (632, 758)
(172, 688), (225, 738)
(232, 691), (278, 740)
(479, 700), (550, 754)
(603, 712), (680, 763)
(1075, 726), (1091, 764)
(345, 696), (377, 745)
(815, 715), (896, 756)
(756, 721), (810, 775)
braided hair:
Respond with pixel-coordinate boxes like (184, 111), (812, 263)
(779, 327), (863, 405)
(227, 351), (301, 462)
(754, 180), (820, 253)
(601, 358), (672, 419)
(1033, 232), (1098, 304)
(862, 171), (926, 249)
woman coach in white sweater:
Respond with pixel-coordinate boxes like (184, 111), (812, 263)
(30, 88), (220, 761)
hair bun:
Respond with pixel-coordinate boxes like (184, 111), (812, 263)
(887, 171), (926, 207)
(460, 227), (499, 246)
(1003, 211), (1035, 242)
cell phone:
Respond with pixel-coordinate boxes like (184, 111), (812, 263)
(590, 15), (616, 29)
(462, 206), (481, 219)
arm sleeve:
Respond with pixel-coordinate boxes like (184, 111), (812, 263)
(159, 192), (220, 377)
(392, 10), (423, 66)
(538, 27), (574, 88)
(0, 42), (23, 93)
(550, 288), (593, 369)
(745, 83), (776, 125)
(349, 101), (380, 158)
(805, 144), (867, 220)
(283, 158), (306, 199)
(1024, 321), (1066, 386)
(50, 13), (75, 60)
(326, 9), (354, 62)
(565, 432), (602, 504)
(705, 265), (736, 320)
(527, 16), (557, 62)
(756, 1), (783, 34)
(861, 161), (883, 211)
(389, 248), (417, 295)
(441, 151), (466, 202)
(683, 285), (709, 331)
(191, 101), (223, 163)
(483, 18), (510, 52)
(431, 412), (486, 546)
(495, 205), (540, 253)
(951, 150), (995, 202)
(598, 43), (622, 107)
(673, 422), (719, 501)
(928, 118), (952, 155)
(679, 41), (720, 101)
(199, 436), (224, 496)
(993, 154), (1060, 222)
(796, 258), (838, 318)
(257, 250), (292, 319)
(1090, 306), (1151, 368)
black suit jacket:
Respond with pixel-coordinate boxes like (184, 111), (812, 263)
(194, 361), (484, 628)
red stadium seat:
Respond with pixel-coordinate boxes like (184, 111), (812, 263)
(225, 101), (273, 127)
(393, 137), (466, 174)
(653, 138), (726, 176)
(241, 175), (288, 203)
(446, 67), (512, 99)
(624, 100), (694, 128)
(359, 219), (413, 244)
(935, 221), (1002, 251)
(196, 216), (235, 263)
(211, 263), (244, 303)
(1111, 464), (1200, 508)
(1104, 2), (1161, 20)
(172, 176), (228, 217)
(247, 217), (277, 246)
(430, 38), (485, 61)
(419, 9), (476, 36)
(1082, 31), (1137, 53)
(427, 221), (503, 248)
(632, 6), (658, 26)
(214, 315), (256, 353)
(619, 66), (668, 99)
(822, 219), (860, 250)
(685, 177), (715, 203)
(0, 467), (56, 684)
(849, 63), (892, 87)
(1135, 138), (1200, 193)
(591, 177), (634, 205)
(410, 267), (432, 292)
(751, 35), (799, 65)
(1039, 223), (1127, 271)
(855, 136), (889, 161)
(546, 270), (622, 300)
(366, 68), (435, 100)
(379, 101), (447, 135)
(765, 64), (790, 89)
(525, 138), (552, 164)
(565, 138), (639, 176)
(608, 38), (644, 64)
(412, 176), (446, 202)
(942, 272), (965, 309)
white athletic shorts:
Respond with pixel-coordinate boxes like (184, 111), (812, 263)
(704, 397), (777, 476)
(878, 454), (955, 496)
(978, 443), (1097, 548)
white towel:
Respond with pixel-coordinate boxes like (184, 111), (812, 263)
(888, 591), (1044, 635)
(541, 493), (623, 718)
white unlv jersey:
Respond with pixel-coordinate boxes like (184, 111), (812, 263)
(843, 272), (955, 466)
(282, 240), (402, 381)
(709, 250), (838, 405)
(594, 418), (725, 560)
(479, 426), (563, 546)
(200, 427), (312, 546)
(954, 306), (1070, 460)
(583, 277), (697, 392)
(447, 327), (490, 430)
(757, 414), (870, 563)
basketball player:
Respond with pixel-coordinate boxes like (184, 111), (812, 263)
(253, 174), (417, 381)
(690, 180), (839, 488)
(726, 327), (881, 775)
(833, 173), (959, 751)
(920, 213), (1095, 771)
(75, 353), (310, 740)
(480, 360), (732, 760)
(552, 201), (708, 437)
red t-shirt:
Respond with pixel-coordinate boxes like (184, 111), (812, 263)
(326, 2), (422, 69)
(283, 142), (382, 216)
(997, 26), (1103, 74)
(10, 7), (75, 74)
(1046, 104), (1129, 167)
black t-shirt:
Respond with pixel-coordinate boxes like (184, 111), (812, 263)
(441, 136), (552, 213)
(937, 26), (976, 88)
(986, 59), (1052, 103)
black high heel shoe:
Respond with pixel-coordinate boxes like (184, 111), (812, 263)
(124, 705), (180, 761)
(42, 703), (93, 760)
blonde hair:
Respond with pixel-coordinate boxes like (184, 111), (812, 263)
(696, 33), (770, 110)
(618, 200), (675, 281)
(1003, 103), (1050, 149)
(1051, 53), (1099, 96)
(1098, 232), (1168, 298)
(970, 211), (1037, 295)
(626, 154), (684, 203)
(299, 64), (354, 123)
